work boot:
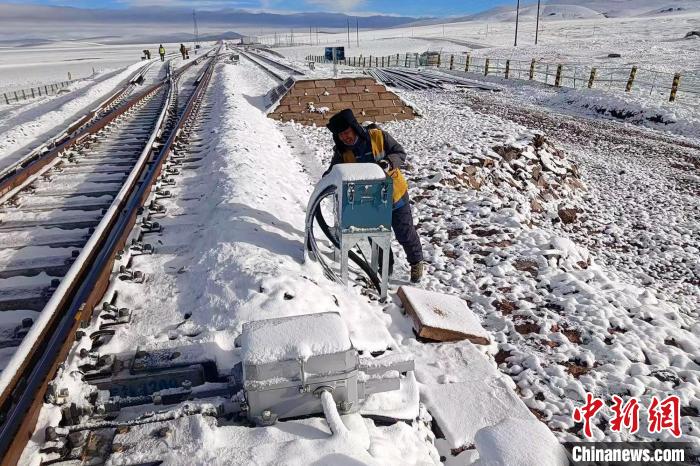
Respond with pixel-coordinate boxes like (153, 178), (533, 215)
(410, 261), (424, 283)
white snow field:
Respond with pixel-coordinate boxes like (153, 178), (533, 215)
(0, 41), (209, 92)
(275, 9), (700, 74)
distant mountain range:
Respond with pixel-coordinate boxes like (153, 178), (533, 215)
(1, 1), (698, 44)
(0, 3), (423, 43)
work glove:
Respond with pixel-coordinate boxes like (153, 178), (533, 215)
(378, 159), (392, 173)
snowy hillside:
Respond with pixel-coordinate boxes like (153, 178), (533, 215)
(410, 0), (700, 25)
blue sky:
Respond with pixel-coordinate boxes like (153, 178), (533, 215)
(5, 0), (525, 17)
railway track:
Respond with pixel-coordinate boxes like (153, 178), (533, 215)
(242, 48), (305, 77)
(236, 47), (303, 82)
(368, 67), (500, 92)
(0, 47), (221, 464)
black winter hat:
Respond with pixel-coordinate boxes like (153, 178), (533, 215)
(326, 109), (358, 134)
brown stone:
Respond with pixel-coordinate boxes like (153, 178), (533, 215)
(359, 93), (380, 101)
(354, 78), (377, 86)
(514, 259), (539, 276)
(374, 99), (396, 108)
(275, 105), (290, 113)
(295, 81), (316, 89)
(319, 95), (340, 103)
(531, 199), (543, 213)
(558, 207), (579, 224)
(314, 79), (336, 87)
(370, 115), (396, 122)
(340, 94), (359, 102)
(378, 92), (396, 100)
(345, 86), (364, 93)
(290, 88), (308, 97)
(367, 85), (386, 93)
(364, 109), (382, 117)
(398, 286), (490, 344)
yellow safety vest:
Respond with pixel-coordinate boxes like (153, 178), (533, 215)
(342, 128), (409, 204)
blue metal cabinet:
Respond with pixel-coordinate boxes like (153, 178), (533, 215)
(339, 178), (393, 233)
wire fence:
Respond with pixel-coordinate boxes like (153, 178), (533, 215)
(305, 52), (699, 103)
(1, 77), (87, 105)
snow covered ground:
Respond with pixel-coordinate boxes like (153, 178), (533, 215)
(0, 41), (213, 92)
(291, 85), (700, 445)
(275, 11), (700, 73)
(7, 6), (700, 464)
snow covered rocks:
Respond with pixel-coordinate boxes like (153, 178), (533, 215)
(398, 286), (490, 344)
(473, 418), (568, 466)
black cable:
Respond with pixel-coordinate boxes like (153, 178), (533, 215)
(308, 192), (384, 293)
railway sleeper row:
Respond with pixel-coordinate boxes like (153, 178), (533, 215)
(34, 63), (220, 466)
(0, 62), (199, 365)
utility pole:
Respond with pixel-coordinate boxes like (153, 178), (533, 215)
(192, 9), (199, 54)
(535, 0), (541, 45)
(514, 0), (520, 46)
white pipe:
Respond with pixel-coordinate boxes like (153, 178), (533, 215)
(319, 389), (349, 437)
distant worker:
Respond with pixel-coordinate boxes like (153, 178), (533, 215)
(158, 44), (166, 62)
(180, 43), (187, 60)
(324, 109), (425, 283)
(143, 49), (151, 60)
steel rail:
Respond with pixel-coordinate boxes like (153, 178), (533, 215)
(0, 48), (220, 464)
(0, 57), (202, 201)
(0, 61), (153, 188)
(243, 48), (305, 76)
(236, 48), (287, 82)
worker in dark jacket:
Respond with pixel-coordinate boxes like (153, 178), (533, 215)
(179, 43), (187, 59)
(325, 109), (424, 283)
(158, 44), (166, 62)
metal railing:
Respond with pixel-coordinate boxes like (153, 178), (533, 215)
(306, 52), (699, 103)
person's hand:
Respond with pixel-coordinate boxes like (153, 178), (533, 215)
(378, 159), (392, 172)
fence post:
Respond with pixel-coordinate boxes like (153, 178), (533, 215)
(484, 58), (490, 76)
(449, 54), (454, 70)
(405, 53), (408, 67)
(625, 66), (637, 92)
(14, 91), (18, 101)
(555, 65), (563, 87)
(588, 67), (597, 88)
(381, 56), (384, 67)
(465, 54), (471, 72)
(529, 59), (536, 80)
(21, 89), (26, 100)
(505, 60), (510, 79)
(396, 53), (399, 66)
(369, 55), (372, 67)
(3, 93), (8, 105)
(31, 88), (35, 98)
(669, 73), (681, 102)
(437, 54), (441, 68)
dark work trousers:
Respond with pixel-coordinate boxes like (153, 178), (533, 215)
(160, 54), (165, 62)
(392, 202), (423, 265)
